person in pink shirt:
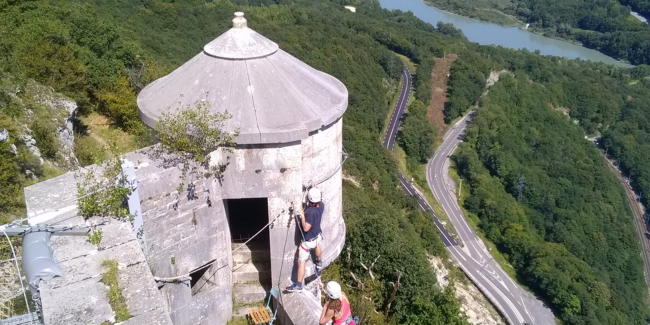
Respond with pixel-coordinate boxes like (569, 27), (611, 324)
(319, 281), (357, 325)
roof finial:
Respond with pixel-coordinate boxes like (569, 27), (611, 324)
(233, 12), (247, 29)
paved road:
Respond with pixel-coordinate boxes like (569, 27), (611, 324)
(426, 112), (555, 325)
(601, 153), (650, 289)
(382, 68), (412, 150)
(382, 67), (555, 324)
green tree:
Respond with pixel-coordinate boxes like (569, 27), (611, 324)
(399, 100), (438, 169)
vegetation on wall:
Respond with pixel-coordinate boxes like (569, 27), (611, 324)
(76, 142), (133, 221)
(101, 259), (131, 323)
(153, 102), (238, 193)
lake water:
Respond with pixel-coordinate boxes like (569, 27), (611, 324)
(379, 0), (631, 66)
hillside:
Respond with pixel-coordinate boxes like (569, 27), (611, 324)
(0, 75), (77, 220)
(432, 45), (650, 324)
(455, 75), (646, 324)
(1, 0), (649, 323)
(0, 0), (473, 323)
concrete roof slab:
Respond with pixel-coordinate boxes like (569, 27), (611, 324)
(266, 51), (348, 127)
(48, 235), (96, 264)
(118, 260), (167, 317)
(121, 307), (173, 325)
(41, 276), (113, 325)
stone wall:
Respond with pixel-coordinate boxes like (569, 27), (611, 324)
(125, 149), (233, 325)
(25, 117), (347, 325)
(133, 118), (346, 325)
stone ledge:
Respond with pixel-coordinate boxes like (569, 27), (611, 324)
(39, 220), (173, 324)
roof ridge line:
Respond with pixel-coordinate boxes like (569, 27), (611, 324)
(244, 60), (263, 143)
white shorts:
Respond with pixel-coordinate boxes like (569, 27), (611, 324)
(298, 234), (322, 261)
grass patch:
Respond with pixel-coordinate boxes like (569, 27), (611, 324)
(396, 53), (417, 74)
(74, 135), (107, 166)
(226, 317), (252, 325)
(233, 299), (265, 310)
(75, 113), (140, 166)
(81, 113), (138, 153)
(41, 164), (64, 180)
(4, 291), (36, 317)
(380, 77), (404, 142)
(101, 259), (130, 322)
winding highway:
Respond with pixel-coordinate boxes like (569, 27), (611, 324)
(383, 68), (412, 150)
(383, 67), (555, 325)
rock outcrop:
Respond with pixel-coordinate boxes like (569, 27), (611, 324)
(3, 77), (78, 168)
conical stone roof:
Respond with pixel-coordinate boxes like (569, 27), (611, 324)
(137, 12), (348, 145)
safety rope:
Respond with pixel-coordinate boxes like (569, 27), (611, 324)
(231, 209), (284, 255)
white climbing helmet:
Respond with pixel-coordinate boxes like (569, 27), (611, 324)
(307, 187), (322, 203)
(325, 281), (342, 299)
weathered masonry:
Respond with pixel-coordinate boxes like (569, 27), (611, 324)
(24, 12), (348, 325)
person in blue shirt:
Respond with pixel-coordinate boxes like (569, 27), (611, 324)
(287, 187), (325, 292)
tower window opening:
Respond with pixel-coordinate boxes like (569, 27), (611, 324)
(190, 259), (217, 296)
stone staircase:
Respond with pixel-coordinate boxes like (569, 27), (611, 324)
(232, 242), (272, 316)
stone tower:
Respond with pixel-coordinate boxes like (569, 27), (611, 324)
(136, 12), (349, 325)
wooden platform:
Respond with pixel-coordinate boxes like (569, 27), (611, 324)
(249, 306), (272, 324)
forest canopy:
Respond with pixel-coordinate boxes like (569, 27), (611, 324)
(455, 75), (647, 324)
(441, 41), (650, 324)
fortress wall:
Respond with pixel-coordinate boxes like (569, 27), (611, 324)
(27, 115), (347, 325)
(125, 150), (233, 325)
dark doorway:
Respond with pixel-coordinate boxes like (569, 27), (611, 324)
(225, 198), (270, 244)
(226, 198), (272, 297)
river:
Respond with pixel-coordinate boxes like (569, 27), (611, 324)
(379, 0), (631, 66)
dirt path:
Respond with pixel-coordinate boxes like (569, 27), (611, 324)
(427, 53), (458, 132)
